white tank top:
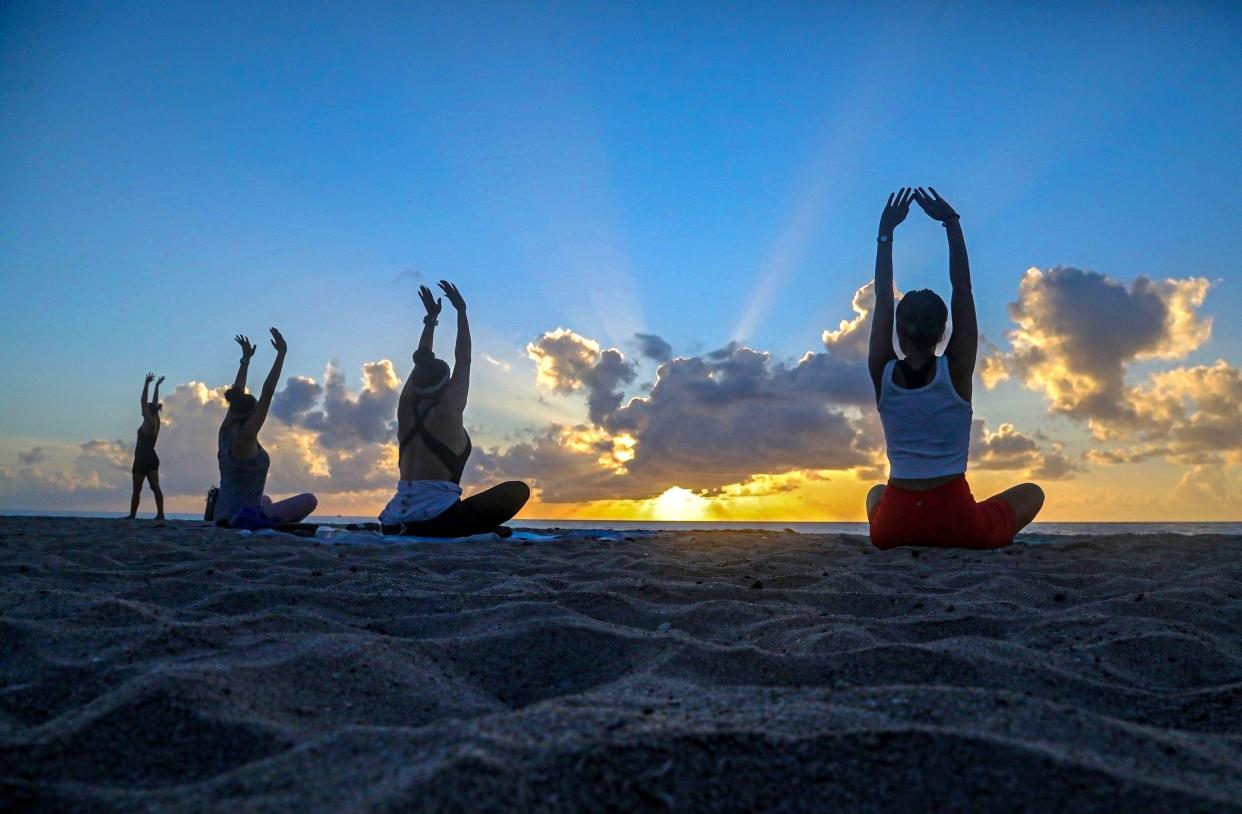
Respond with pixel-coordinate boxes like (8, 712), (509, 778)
(878, 355), (972, 479)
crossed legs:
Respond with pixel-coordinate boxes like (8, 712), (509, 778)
(865, 481), (1044, 534)
(989, 482), (1044, 533)
(260, 493), (319, 523)
(394, 481), (530, 537)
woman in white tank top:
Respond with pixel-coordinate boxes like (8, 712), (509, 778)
(865, 188), (1044, 549)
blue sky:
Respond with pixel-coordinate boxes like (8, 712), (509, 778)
(2, 2), (1239, 518)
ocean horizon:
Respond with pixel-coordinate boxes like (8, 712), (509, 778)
(4, 509), (1239, 541)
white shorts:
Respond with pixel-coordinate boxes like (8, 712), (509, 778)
(378, 480), (462, 525)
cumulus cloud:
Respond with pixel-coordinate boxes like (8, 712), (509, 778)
(634, 333), (673, 362)
(470, 425), (637, 503)
(970, 421), (1080, 481)
(79, 439), (132, 472)
(0, 438), (134, 508)
(488, 288), (894, 502)
(990, 266), (1213, 430)
(604, 344), (876, 488)
(271, 376), (321, 425)
(527, 329), (638, 426)
(0, 465), (116, 506)
(1029, 450), (1080, 481)
(528, 329), (609, 394)
(986, 265), (1238, 477)
(273, 361), (400, 450)
(820, 281), (875, 361)
(1126, 360), (1242, 455)
(971, 422), (1039, 470)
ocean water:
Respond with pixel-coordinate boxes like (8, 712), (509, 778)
(3, 510), (1239, 541)
(514, 519), (1242, 541)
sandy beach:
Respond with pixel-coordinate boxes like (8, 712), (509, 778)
(2, 517), (1241, 812)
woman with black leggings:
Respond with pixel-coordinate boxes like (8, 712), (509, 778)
(128, 372), (165, 520)
(378, 280), (530, 536)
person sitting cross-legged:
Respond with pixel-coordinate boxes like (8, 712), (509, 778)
(379, 280), (529, 537)
(865, 188), (1044, 549)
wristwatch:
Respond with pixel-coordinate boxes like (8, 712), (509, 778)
(877, 234), (892, 243)
(423, 315), (438, 326)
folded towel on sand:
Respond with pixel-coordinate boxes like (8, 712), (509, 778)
(236, 527), (561, 545)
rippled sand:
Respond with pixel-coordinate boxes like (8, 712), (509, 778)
(2, 517), (1241, 812)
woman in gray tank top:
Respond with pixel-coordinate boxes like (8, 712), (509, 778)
(213, 329), (317, 526)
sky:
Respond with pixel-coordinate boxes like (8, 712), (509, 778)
(1, 1), (1239, 521)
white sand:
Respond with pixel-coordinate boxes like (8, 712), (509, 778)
(2, 517), (1241, 812)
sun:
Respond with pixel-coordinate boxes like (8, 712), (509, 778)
(651, 486), (711, 521)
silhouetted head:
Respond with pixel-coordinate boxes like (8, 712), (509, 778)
(223, 387), (257, 421)
(412, 348), (451, 398)
(895, 289), (948, 353)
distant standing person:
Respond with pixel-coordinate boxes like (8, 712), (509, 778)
(128, 372), (165, 520)
(379, 281), (529, 536)
(213, 330), (318, 527)
(865, 188), (1044, 549)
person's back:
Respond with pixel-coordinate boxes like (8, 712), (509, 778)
(878, 354), (972, 479)
(398, 388), (470, 483)
(212, 330), (317, 527)
(214, 420), (270, 522)
(864, 188), (1044, 549)
(379, 281), (528, 536)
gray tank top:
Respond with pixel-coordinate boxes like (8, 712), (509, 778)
(214, 424), (270, 522)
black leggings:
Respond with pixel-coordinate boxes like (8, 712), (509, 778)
(385, 481), (530, 538)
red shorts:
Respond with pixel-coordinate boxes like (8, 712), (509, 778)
(869, 476), (1015, 550)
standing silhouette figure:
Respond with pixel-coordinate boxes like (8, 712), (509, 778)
(128, 372), (165, 520)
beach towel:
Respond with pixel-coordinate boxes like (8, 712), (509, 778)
(235, 527), (561, 545)
(228, 505), (281, 531)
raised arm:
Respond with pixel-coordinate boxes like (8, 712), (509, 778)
(418, 285), (443, 351)
(401, 286), (445, 410)
(439, 280), (471, 410)
(232, 334), (257, 392)
(869, 189), (913, 399)
(241, 328), (287, 439)
(152, 375), (164, 406)
(141, 372), (154, 412)
(915, 187), (976, 399)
